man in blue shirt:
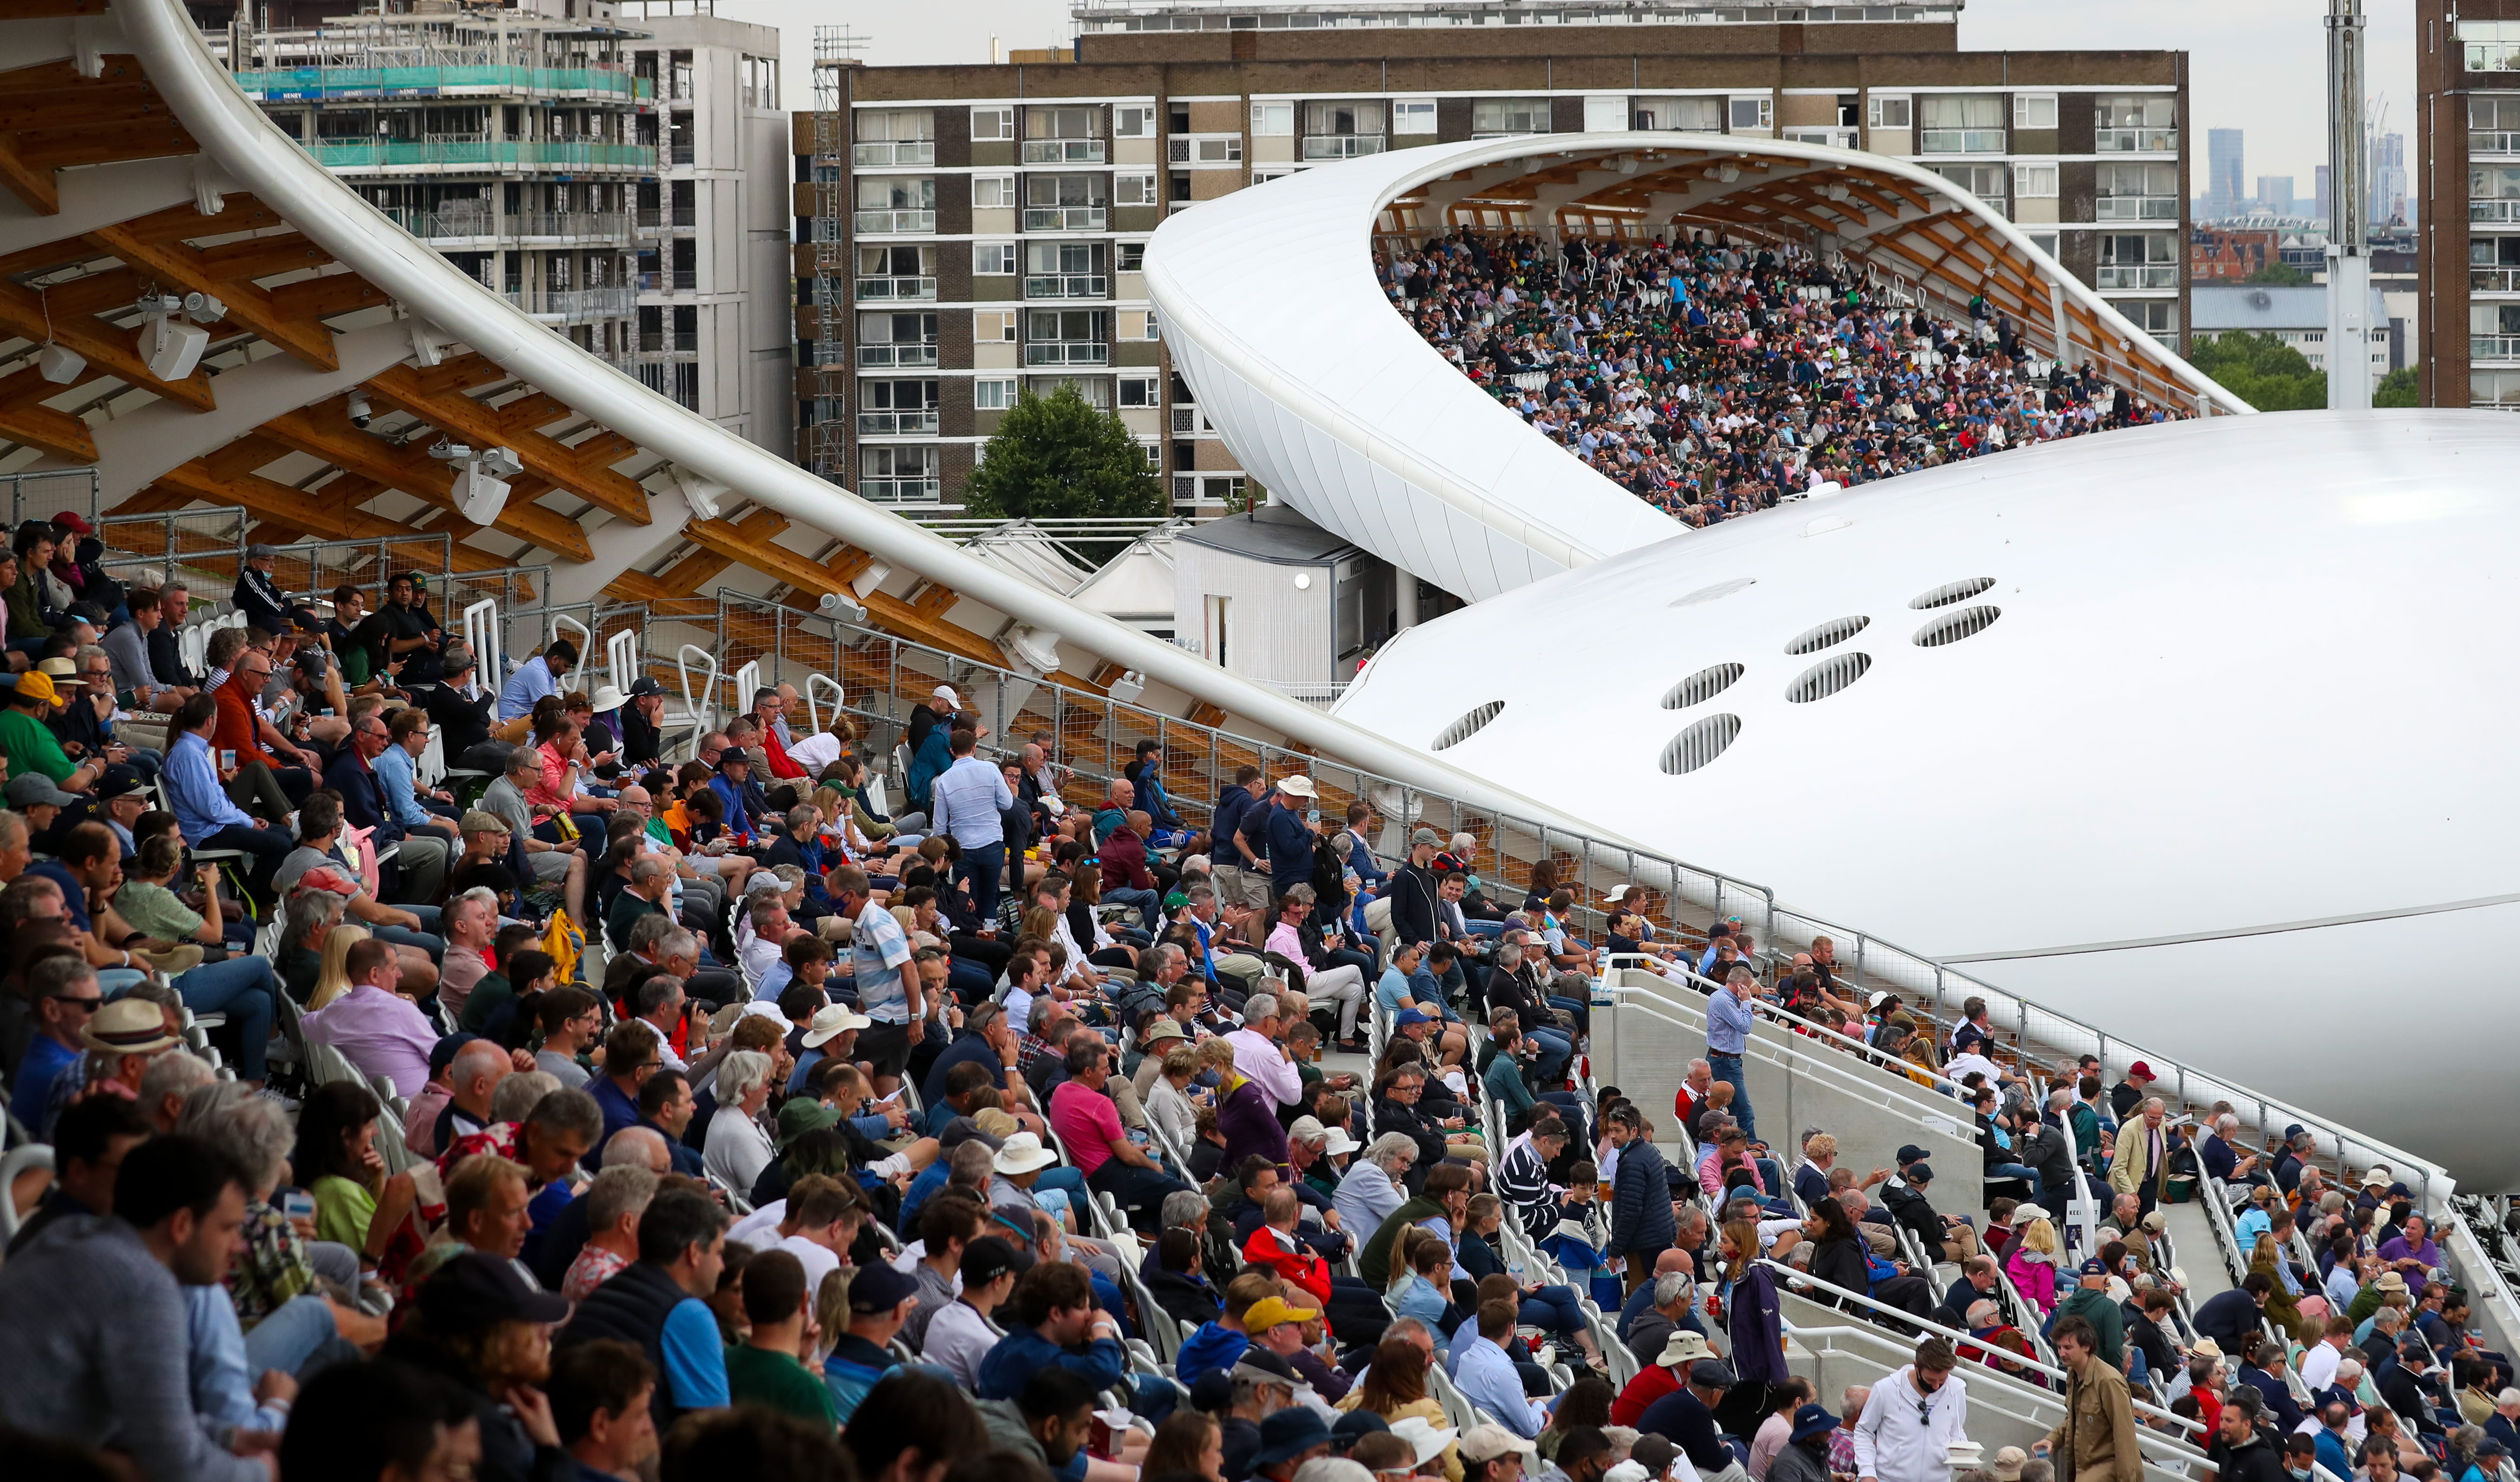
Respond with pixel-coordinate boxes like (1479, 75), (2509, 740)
(1262, 775), (1317, 899)
(553, 1188), (729, 1427)
(1453, 1299), (1551, 1437)
(327, 710), (449, 904)
(497, 637), (576, 721)
(162, 692), (289, 895)
(1211, 766), (1266, 910)
(8, 956), (101, 1132)
(976, 1259), (1173, 1418)
(927, 725), (1015, 922)
(1705, 966), (1760, 1143)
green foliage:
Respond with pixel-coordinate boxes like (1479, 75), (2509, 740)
(2375, 367), (2419, 407)
(2243, 261), (2313, 286)
(2189, 331), (2327, 412)
(964, 383), (1165, 521)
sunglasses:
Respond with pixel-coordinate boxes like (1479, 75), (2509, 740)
(57, 994), (104, 1013)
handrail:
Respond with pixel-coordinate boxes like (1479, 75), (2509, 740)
(1638, 953), (1973, 1098)
(462, 597), (501, 693)
(605, 626), (641, 693)
(551, 612), (592, 666)
(730, 659), (762, 721)
(803, 674), (845, 736)
(674, 643), (719, 732)
(2440, 1214), (2520, 1363)
(1756, 1258), (2206, 1438)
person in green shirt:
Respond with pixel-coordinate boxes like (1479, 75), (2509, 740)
(114, 833), (227, 949)
(0, 670), (99, 789)
(722, 1248), (838, 1429)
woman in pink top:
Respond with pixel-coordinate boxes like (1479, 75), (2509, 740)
(526, 713), (614, 840)
(2003, 1214), (2063, 1312)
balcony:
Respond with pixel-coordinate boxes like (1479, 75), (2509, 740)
(2475, 334), (2520, 362)
(1023, 139), (1106, 164)
(1916, 128), (2006, 154)
(855, 209), (936, 234)
(2473, 268), (2520, 292)
(634, 269), (698, 291)
(235, 62), (646, 104)
(1024, 274), (1107, 299)
(1023, 206), (1107, 231)
(667, 142), (694, 165)
(856, 276), (938, 301)
(2474, 199), (2520, 223)
(2469, 41), (2520, 72)
(1024, 342), (1108, 365)
(859, 343), (940, 368)
(2475, 132), (2520, 157)
(858, 410), (940, 435)
(1169, 136), (1243, 164)
(305, 137), (655, 172)
(860, 477), (942, 503)
(503, 286), (636, 323)
(2094, 264), (2177, 290)
(2096, 196), (2180, 222)
(2095, 127), (2180, 153)
(1781, 127), (1857, 150)
(853, 140), (935, 167)
(1301, 135), (1386, 161)
(511, 211), (634, 242)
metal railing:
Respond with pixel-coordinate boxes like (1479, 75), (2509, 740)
(2095, 127), (2179, 153)
(305, 138), (653, 170)
(2474, 334), (2520, 361)
(856, 477), (943, 504)
(1301, 135), (1386, 160)
(97, 505), (249, 590)
(1023, 206), (1107, 231)
(854, 140), (935, 167)
(1025, 274), (1108, 299)
(857, 410), (939, 436)
(2471, 268), (2520, 292)
(268, 533), (456, 610)
(634, 205), (697, 230)
(1024, 342), (1109, 365)
(2094, 264), (2178, 290)
(2095, 196), (2180, 222)
(855, 209), (935, 234)
(635, 270), (698, 292)
(1917, 127), (2006, 153)
(503, 286), (636, 322)
(4, 468), (101, 531)
(857, 276), (938, 301)
(1023, 138), (1106, 164)
(858, 343), (939, 369)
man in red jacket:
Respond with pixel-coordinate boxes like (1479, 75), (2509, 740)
(1242, 1186), (1333, 1312)
(750, 687), (807, 781)
(1098, 809), (1162, 932)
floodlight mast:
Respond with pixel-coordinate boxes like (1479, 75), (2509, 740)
(2327, 0), (2373, 410)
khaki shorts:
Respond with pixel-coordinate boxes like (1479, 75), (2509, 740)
(1216, 865), (1271, 910)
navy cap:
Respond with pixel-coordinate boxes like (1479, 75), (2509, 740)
(428, 1032), (482, 1079)
(416, 1249), (571, 1332)
(1394, 1007), (1431, 1027)
(2079, 1258), (2110, 1276)
(1896, 1144), (1929, 1164)
(628, 677), (664, 698)
(847, 1258), (920, 1313)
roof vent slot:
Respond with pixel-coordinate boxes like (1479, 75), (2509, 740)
(1912, 605), (2002, 648)
(1660, 662), (1745, 710)
(1785, 652), (1873, 703)
(1909, 577), (1997, 610)
(1430, 700), (1505, 751)
(1784, 615), (1869, 655)
(1659, 714), (1742, 775)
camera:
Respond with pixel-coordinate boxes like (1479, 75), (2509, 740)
(347, 391), (373, 429)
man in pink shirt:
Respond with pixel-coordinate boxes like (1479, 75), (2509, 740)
(301, 937), (440, 1098)
(1226, 992), (1304, 1109)
(1047, 1037), (1187, 1228)
(437, 887), (499, 1017)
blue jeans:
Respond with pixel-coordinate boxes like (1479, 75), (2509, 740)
(961, 841), (1006, 923)
(1988, 1162), (2047, 1204)
(1526, 1027), (1574, 1083)
(1548, 995), (1592, 1038)
(242, 1293), (356, 1379)
(177, 955), (277, 1081)
(1036, 1166), (1086, 1201)
(1104, 886), (1160, 933)
(1517, 1283), (1595, 1341)
(1708, 1051), (1755, 1141)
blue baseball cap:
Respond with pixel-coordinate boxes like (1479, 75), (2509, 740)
(1394, 1008), (1431, 1027)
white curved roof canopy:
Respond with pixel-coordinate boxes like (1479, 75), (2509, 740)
(1146, 134), (2248, 603)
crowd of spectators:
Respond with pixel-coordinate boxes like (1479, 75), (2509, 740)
(0, 633), (2508, 1482)
(1380, 231), (2193, 525)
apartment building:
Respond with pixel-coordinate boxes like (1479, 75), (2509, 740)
(214, 0), (790, 452)
(2417, 0), (2520, 407)
(797, 0), (2190, 514)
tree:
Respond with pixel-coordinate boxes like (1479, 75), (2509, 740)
(2243, 261), (2313, 286)
(2375, 367), (2419, 407)
(964, 383), (1165, 521)
(2188, 331), (2326, 412)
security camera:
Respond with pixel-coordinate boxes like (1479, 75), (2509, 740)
(134, 293), (185, 317)
(815, 590), (867, 621)
(182, 291), (226, 325)
(475, 447), (523, 480)
(346, 392), (373, 429)
(427, 438), (474, 462)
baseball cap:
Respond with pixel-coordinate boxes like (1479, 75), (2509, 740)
(13, 670), (56, 705)
(960, 1235), (1031, 1286)
(932, 684), (961, 707)
(1907, 1162), (1934, 1184)
(417, 1249), (571, 1331)
(1686, 1360), (1738, 1390)
(1231, 1349), (1301, 1388)
(847, 1259), (920, 1313)
(81, 998), (179, 1056)
(1393, 1007), (1430, 1027)
(629, 677), (664, 698)
(776, 1098), (840, 1149)
(246, 542), (278, 559)
(1411, 827), (1439, 846)
(95, 764), (144, 800)
(50, 511), (93, 536)
(427, 1033), (483, 1079)
(717, 746), (750, 767)
(460, 809), (511, 835)
(1895, 1144), (1929, 1165)
(2079, 1258), (2110, 1276)
(1250, 1409), (1333, 1467)
(5, 772), (77, 808)
(1242, 1296), (1320, 1331)
(2127, 1061), (2156, 1080)
(1456, 1425), (1538, 1466)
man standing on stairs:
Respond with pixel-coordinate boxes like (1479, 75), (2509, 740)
(2039, 1313), (2143, 1482)
(1705, 967), (1759, 1144)
(2108, 1097), (2176, 1217)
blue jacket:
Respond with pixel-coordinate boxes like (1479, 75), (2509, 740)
(822, 1334), (896, 1423)
(1609, 1139), (1676, 1257)
(706, 774), (751, 838)
(906, 726), (953, 812)
(1175, 1322), (1250, 1383)
(974, 1324), (1129, 1400)
(1264, 803), (1314, 889)
(1125, 759), (1184, 831)
(1213, 785), (1254, 868)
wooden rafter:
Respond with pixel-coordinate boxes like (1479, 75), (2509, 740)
(88, 223), (338, 371)
(0, 56), (193, 214)
(140, 459), (519, 573)
(256, 401), (596, 562)
(361, 364), (649, 524)
(0, 276), (215, 410)
(672, 516), (1026, 670)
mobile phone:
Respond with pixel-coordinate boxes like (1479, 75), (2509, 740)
(283, 1189), (315, 1222)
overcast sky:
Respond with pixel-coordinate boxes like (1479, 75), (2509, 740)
(712, 0), (2416, 198)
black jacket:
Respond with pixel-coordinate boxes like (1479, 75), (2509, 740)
(1808, 1232), (1874, 1300)
(2378, 1362), (2448, 1436)
(422, 681), (500, 758)
(554, 1261), (703, 1431)
(1388, 862), (1439, 946)
(382, 1330), (582, 1482)
(1880, 1179), (1958, 1263)
(1373, 1097), (1447, 1184)
(2204, 1429), (2289, 1482)
(1138, 1247), (1224, 1329)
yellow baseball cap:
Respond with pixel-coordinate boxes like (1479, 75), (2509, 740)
(1241, 1296), (1320, 1331)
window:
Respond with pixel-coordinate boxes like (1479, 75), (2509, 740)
(741, 56), (777, 110)
(971, 106), (1014, 141)
(2012, 93), (2056, 130)
(858, 244), (935, 299)
(1118, 373), (1159, 407)
(2109, 298), (2177, 335)
(1932, 163), (2007, 201)
(1024, 106), (1104, 164)
(976, 310), (1017, 342)
(860, 445), (940, 503)
(1635, 97), (1723, 132)
(853, 177), (934, 233)
(2024, 230), (2060, 259)
(1025, 173), (1107, 230)
(1025, 240), (1105, 298)
(1116, 242), (1145, 272)
(973, 242), (1016, 275)
(1170, 136), (1242, 164)
(1251, 168), (1299, 185)
(975, 377), (1019, 410)
(1728, 96), (1772, 132)
(854, 110), (935, 168)
(1583, 95), (1628, 132)
(1867, 95), (1912, 130)
(1025, 308), (1109, 365)
(2098, 232), (2178, 290)
(2097, 162), (2180, 220)
(1249, 101), (1294, 136)
(1037, 375), (1111, 409)
(972, 174), (1017, 209)
(1392, 99), (1437, 135)
(858, 378), (938, 436)
(1918, 95), (2004, 152)
(1304, 101), (1385, 148)
(1472, 98), (1549, 136)
(2095, 94), (2177, 152)
(857, 312), (937, 368)
(2012, 163), (2057, 199)
(1115, 172), (1158, 206)
(1115, 105), (1157, 138)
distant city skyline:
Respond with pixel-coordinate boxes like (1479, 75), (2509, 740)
(712, 0), (2415, 202)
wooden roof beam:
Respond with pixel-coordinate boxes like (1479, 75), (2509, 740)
(0, 276), (214, 410)
(88, 223), (339, 371)
(362, 365), (651, 524)
(257, 401), (595, 562)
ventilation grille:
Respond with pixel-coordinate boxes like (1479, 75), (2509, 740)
(1660, 662), (1745, 710)
(1786, 652), (1873, 703)
(1670, 577), (1756, 609)
(1912, 605), (2001, 648)
(1784, 615), (1869, 655)
(1430, 700), (1505, 751)
(1660, 714), (1742, 775)
(1910, 577), (1997, 610)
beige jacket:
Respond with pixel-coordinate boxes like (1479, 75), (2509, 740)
(2043, 1358), (2145, 1482)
